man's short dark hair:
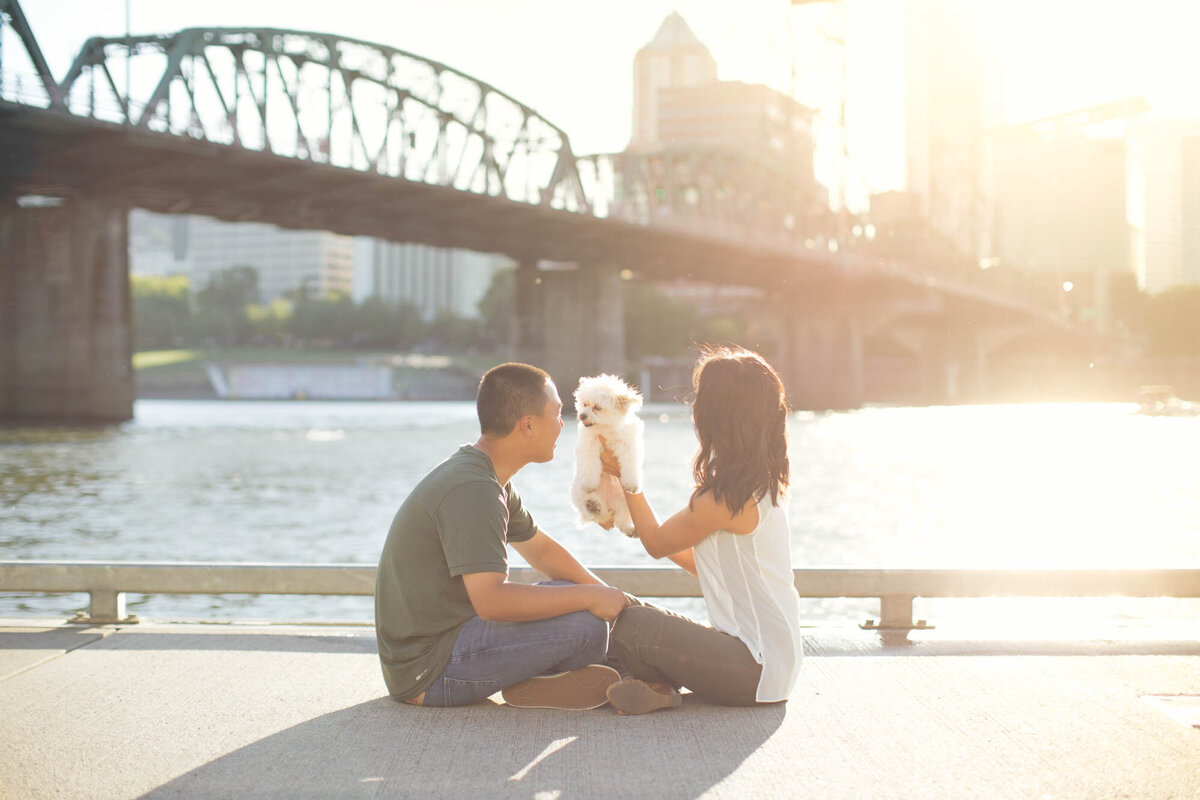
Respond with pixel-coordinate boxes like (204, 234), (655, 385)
(477, 363), (552, 435)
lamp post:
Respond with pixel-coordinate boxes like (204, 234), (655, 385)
(125, 0), (131, 124)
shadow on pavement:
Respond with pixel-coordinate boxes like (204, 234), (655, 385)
(140, 695), (788, 799)
(803, 635), (1200, 657)
(82, 629), (379, 654)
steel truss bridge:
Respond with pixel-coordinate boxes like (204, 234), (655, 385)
(2, 0), (1047, 299)
(0, 0), (1077, 420)
(0, 5), (826, 283)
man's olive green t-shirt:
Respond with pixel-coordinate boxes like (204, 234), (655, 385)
(375, 445), (537, 699)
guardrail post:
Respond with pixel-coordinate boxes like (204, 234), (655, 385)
(881, 595), (914, 643)
(861, 594), (932, 644)
(71, 589), (138, 625)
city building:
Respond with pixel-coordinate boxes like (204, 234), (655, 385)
(130, 211), (507, 319)
(129, 210), (190, 278)
(185, 216), (354, 301)
(903, 0), (1004, 263)
(1126, 117), (1200, 293)
(630, 12), (718, 150)
(631, 14), (817, 177)
(988, 105), (1200, 301)
(129, 211), (353, 301)
(626, 13), (824, 236)
(656, 79), (818, 190)
(992, 132), (1129, 278)
(988, 119), (1133, 333)
(351, 239), (507, 321)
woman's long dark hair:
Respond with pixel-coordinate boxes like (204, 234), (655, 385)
(689, 345), (790, 515)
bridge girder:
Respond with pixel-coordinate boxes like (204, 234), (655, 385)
(0, 0), (60, 105)
(579, 146), (831, 244)
(51, 26), (588, 213)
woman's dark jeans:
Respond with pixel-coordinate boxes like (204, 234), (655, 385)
(610, 603), (764, 707)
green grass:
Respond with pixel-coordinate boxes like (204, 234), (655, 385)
(132, 349), (201, 370)
(133, 347), (500, 373)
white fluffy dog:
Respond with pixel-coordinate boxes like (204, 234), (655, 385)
(571, 374), (644, 537)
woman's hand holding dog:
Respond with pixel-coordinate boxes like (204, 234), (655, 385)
(598, 437), (622, 479)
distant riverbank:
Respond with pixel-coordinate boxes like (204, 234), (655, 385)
(134, 348), (496, 400)
(133, 348), (1200, 406)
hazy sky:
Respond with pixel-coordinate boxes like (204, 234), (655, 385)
(13, 0), (1200, 198)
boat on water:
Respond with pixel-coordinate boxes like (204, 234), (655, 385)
(1136, 385), (1200, 416)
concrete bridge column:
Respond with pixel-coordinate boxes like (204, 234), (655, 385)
(885, 327), (956, 405)
(517, 262), (625, 399)
(777, 307), (864, 412)
(511, 259), (545, 367)
(921, 329), (954, 405)
(583, 263), (625, 377)
(961, 327), (989, 403)
(890, 324), (989, 405)
(0, 197), (133, 422)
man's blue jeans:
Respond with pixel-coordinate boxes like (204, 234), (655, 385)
(420, 582), (612, 707)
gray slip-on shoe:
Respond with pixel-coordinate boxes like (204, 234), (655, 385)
(605, 678), (683, 715)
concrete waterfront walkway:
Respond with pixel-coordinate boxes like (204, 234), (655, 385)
(2, 619), (1198, 799)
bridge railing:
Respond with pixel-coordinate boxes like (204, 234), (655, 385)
(0, 69), (49, 106)
(2, 560), (1197, 642)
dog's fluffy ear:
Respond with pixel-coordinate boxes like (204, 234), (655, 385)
(615, 389), (643, 414)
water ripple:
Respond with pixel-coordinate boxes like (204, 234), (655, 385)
(1, 399), (1197, 624)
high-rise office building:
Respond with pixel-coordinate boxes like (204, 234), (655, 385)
(903, 0), (1004, 262)
(187, 216), (354, 301)
(1126, 117), (1200, 293)
(992, 132), (1129, 276)
(630, 12), (718, 149)
(130, 211), (508, 318)
(627, 13), (822, 230)
(129, 211), (353, 301)
(351, 239), (506, 321)
(656, 79), (817, 183)
(129, 210), (190, 278)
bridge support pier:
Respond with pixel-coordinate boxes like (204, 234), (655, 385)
(0, 198), (134, 423)
(889, 323), (991, 405)
(778, 308), (864, 411)
(512, 259), (546, 368)
(512, 261), (625, 400)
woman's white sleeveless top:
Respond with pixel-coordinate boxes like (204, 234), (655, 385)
(692, 494), (803, 702)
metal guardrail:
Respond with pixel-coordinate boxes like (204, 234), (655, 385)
(2, 561), (1198, 641)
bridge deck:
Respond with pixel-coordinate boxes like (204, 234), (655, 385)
(2, 618), (1198, 798)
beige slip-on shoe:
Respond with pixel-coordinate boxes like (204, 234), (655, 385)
(501, 664), (621, 710)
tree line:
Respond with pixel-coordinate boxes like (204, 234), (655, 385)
(135, 264), (1200, 358)
(132, 266), (443, 350)
(1142, 285), (1200, 356)
(132, 264), (745, 358)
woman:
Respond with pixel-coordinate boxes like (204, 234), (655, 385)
(602, 346), (803, 714)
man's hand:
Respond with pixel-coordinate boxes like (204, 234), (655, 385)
(585, 585), (631, 621)
(463, 572), (629, 622)
(598, 436), (621, 479)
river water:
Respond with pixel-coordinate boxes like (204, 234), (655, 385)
(2, 400), (1198, 630)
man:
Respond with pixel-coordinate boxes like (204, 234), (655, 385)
(375, 362), (630, 709)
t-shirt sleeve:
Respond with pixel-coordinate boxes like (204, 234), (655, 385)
(435, 480), (514, 577)
(504, 483), (538, 544)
